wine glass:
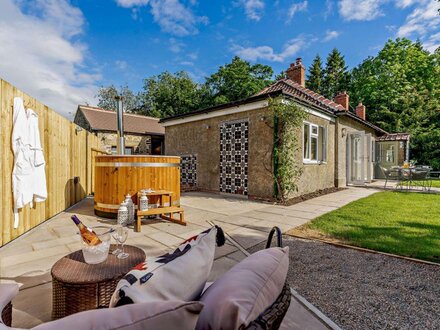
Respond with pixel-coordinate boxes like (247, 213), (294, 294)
(111, 226), (122, 255)
(115, 226), (129, 259)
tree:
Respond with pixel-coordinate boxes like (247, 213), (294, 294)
(203, 56), (273, 106)
(349, 38), (440, 168)
(96, 85), (140, 112)
(138, 71), (203, 118)
(322, 48), (350, 99)
(306, 54), (324, 94)
(274, 70), (286, 81)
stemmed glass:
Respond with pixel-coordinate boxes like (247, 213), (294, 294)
(111, 227), (122, 256)
(113, 226), (129, 259)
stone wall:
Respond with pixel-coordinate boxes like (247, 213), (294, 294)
(97, 132), (152, 154)
(292, 113), (336, 198)
(165, 107), (337, 200)
(74, 110), (92, 131)
(165, 108), (274, 199)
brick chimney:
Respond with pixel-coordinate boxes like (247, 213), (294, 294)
(286, 57), (305, 87)
(334, 91), (349, 111)
(356, 102), (366, 120)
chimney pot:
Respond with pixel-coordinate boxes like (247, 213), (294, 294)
(334, 91), (350, 111)
(286, 57), (305, 87)
(356, 102), (366, 120)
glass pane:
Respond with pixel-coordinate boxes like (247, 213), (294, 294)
(311, 137), (318, 160)
(303, 124), (309, 159)
(125, 147), (133, 155)
(386, 146), (394, 162)
(318, 127), (325, 161)
(311, 125), (318, 135)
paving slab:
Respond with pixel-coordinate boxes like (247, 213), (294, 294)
(31, 235), (78, 251)
(208, 256), (238, 282)
(214, 243), (238, 260)
(280, 297), (328, 330)
(213, 214), (259, 226)
(243, 220), (293, 233)
(227, 227), (268, 249)
(150, 221), (206, 236)
(147, 231), (184, 248)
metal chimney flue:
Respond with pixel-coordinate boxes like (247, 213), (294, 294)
(115, 95), (125, 155)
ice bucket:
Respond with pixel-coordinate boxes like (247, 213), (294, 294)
(80, 226), (111, 264)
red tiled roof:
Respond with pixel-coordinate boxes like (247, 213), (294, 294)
(376, 133), (410, 141)
(256, 78), (388, 134)
(255, 78), (347, 113)
(77, 105), (164, 135)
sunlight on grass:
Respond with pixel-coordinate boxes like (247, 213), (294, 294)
(407, 179), (440, 189)
(307, 191), (440, 262)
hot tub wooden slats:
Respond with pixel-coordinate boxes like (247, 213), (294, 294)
(94, 155), (181, 217)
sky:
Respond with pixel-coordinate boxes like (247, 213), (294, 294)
(0, 0), (439, 119)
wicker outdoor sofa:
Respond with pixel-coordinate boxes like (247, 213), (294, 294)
(0, 227), (291, 330)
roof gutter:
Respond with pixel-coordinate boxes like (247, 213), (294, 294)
(160, 90), (336, 125)
(336, 111), (388, 135)
(159, 93), (272, 123)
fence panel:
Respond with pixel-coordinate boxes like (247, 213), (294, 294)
(0, 79), (100, 246)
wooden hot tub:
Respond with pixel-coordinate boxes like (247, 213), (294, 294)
(94, 155), (181, 218)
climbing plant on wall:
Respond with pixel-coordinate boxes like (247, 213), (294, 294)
(268, 96), (307, 203)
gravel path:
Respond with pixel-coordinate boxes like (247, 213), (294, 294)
(249, 236), (440, 330)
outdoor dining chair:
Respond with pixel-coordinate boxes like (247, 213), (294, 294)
(381, 166), (399, 188)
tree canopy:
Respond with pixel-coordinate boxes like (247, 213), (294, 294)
(322, 48), (350, 99)
(138, 71), (204, 118)
(349, 38), (440, 168)
(96, 85), (140, 112)
(306, 54), (324, 94)
(97, 56), (274, 118)
(203, 56), (273, 106)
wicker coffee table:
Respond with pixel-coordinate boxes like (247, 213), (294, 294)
(51, 245), (145, 319)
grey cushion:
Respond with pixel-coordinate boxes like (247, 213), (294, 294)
(196, 247), (289, 330)
(33, 301), (203, 330)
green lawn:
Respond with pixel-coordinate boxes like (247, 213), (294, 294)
(307, 191), (440, 262)
(410, 179), (440, 188)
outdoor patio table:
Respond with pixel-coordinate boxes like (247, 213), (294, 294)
(51, 245), (145, 319)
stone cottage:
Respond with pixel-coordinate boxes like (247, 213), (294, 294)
(74, 105), (165, 155)
(160, 58), (408, 199)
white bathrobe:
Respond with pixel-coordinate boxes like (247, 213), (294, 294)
(12, 97), (47, 228)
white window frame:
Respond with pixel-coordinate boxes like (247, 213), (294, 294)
(303, 121), (328, 164)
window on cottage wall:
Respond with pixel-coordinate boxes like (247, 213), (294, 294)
(303, 122), (327, 163)
(111, 146), (117, 154)
(303, 123), (310, 159)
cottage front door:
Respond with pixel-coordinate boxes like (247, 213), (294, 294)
(219, 120), (249, 195)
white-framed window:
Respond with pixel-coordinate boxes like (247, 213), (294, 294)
(303, 121), (327, 163)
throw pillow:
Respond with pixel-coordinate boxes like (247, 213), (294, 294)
(195, 247), (289, 330)
(109, 226), (225, 307)
(33, 301), (203, 330)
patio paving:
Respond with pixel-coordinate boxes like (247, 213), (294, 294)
(0, 187), (378, 329)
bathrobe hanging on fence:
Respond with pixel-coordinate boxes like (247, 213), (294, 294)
(12, 97), (47, 228)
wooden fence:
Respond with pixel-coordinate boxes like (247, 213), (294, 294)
(0, 79), (102, 246)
